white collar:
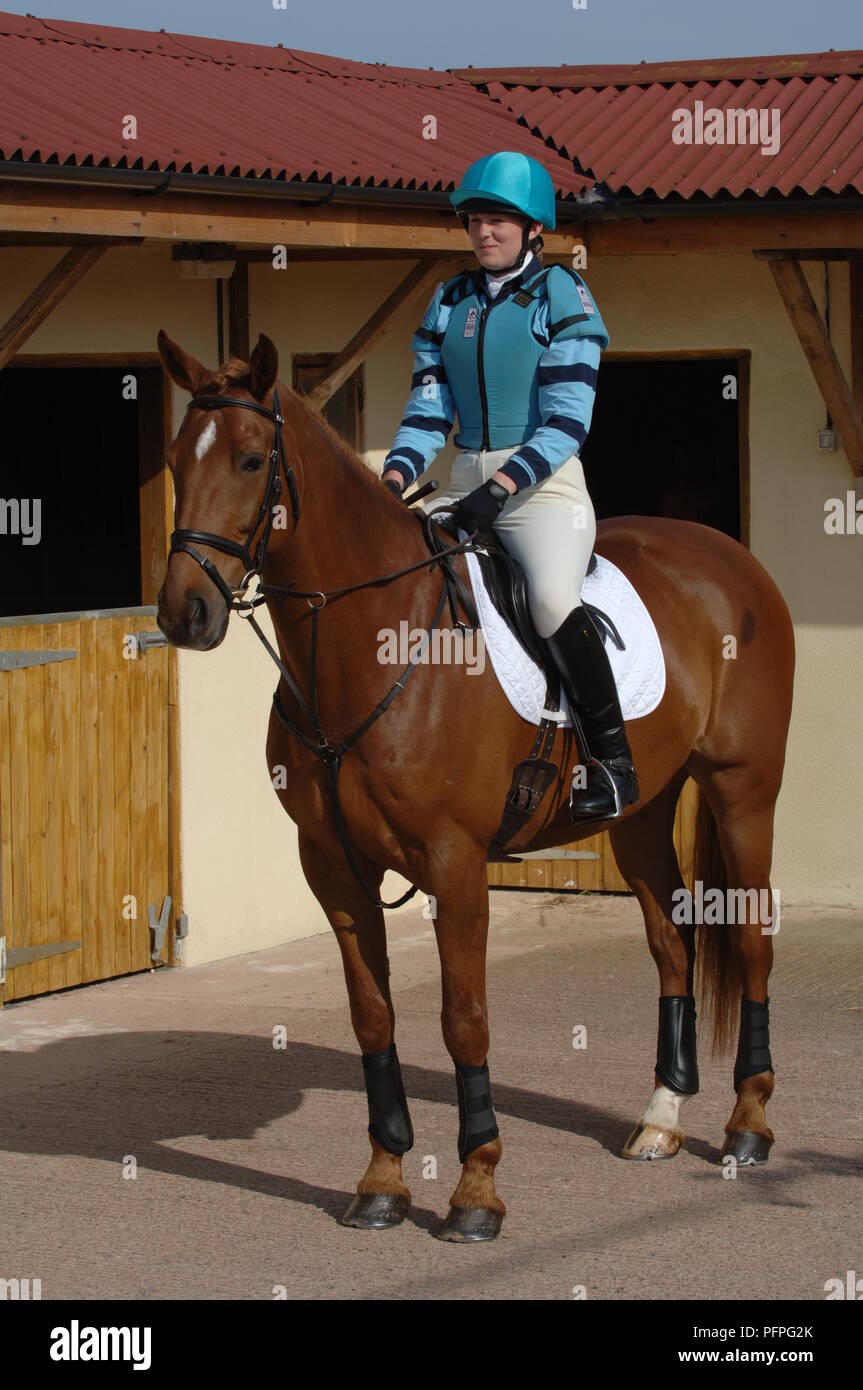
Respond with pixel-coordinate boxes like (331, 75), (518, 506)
(484, 251), (536, 298)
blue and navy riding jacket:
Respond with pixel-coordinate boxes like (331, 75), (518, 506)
(384, 257), (609, 493)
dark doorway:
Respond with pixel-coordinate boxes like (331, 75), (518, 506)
(0, 365), (163, 617)
(581, 356), (745, 542)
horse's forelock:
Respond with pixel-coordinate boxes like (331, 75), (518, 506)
(193, 358), (252, 398)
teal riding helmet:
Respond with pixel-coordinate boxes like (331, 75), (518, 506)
(449, 150), (557, 230)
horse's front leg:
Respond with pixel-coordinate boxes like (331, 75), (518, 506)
(426, 841), (505, 1242)
(298, 832), (413, 1228)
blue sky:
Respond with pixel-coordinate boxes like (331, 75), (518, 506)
(4, 0), (862, 67)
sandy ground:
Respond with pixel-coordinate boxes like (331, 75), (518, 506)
(1, 891), (860, 1301)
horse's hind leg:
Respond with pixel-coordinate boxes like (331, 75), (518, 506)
(298, 833), (413, 1228)
(697, 768), (778, 1166)
(609, 770), (699, 1160)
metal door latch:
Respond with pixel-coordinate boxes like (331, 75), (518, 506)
(148, 896), (172, 960)
(173, 912), (189, 960)
(133, 631), (169, 657)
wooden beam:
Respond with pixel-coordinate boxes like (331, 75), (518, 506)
(2, 183), (863, 255)
(305, 257), (461, 410)
(0, 183), (583, 256)
(228, 259), (249, 360)
(239, 248), (445, 262)
(0, 233), (143, 249)
(754, 249), (863, 261)
(766, 255), (863, 476)
(851, 257), (863, 426)
(0, 244), (105, 369)
(585, 211), (863, 257)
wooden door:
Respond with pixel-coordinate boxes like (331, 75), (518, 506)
(488, 777), (699, 893)
(0, 611), (176, 1004)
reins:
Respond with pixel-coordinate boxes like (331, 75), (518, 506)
(170, 387), (485, 910)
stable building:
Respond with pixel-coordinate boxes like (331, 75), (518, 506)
(0, 13), (861, 1002)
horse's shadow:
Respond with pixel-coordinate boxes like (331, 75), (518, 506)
(1, 1029), (643, 1228)
(3, 1030), (857, 1229)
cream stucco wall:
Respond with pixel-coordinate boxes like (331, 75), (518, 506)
(2, 240), (860, 975)
(585, 253), (862, 905)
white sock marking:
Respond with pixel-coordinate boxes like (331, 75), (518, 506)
(641, 1085), (688, 1131)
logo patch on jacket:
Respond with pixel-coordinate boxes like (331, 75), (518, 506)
(576, 285), (595, 316)
(463, 307), (479, 338)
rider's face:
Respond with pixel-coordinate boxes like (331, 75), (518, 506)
(467, 212), (542, 271)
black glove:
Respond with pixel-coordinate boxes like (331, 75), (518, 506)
(452, 479), (510, 535)
(383, 478), (404, 499)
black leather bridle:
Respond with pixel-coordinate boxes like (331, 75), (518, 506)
(169, 389), (299, 610)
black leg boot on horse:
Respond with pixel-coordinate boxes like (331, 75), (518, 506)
(545, 605), (640, 822)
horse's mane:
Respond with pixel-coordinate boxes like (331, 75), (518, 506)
(196, 357), (386, 496)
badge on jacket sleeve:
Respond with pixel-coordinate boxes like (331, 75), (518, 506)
(463, 307), (478, 338)
(576, 285), (595, 316)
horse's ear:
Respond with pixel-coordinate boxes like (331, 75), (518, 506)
(249, 334), (278, 400)
(157, 330), (208, 394)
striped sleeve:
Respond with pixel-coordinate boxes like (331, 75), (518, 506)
(498, 334), (603, 493)
(383, 284), (455, 489)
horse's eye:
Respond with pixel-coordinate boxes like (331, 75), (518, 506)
(241, 454), (265, 474)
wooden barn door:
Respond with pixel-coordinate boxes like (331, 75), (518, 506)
(0, 356), (176, 1003)
(0, 611), (175, 1004)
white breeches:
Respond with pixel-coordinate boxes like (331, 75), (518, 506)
(428, 447), (597, 639)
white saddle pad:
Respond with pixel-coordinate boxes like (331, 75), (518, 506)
(463, 545), (666, 725)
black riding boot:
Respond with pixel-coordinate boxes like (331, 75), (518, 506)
(545, 605), (640, 823)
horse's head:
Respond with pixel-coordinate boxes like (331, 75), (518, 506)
(156, 330), (294, 650)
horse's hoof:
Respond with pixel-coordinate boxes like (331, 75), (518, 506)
(721, 1131), (772, 1166)
(622, 1122), (684, 1160)
(436, 1206), (503, 1243)
(341, 1191), (410, 1228)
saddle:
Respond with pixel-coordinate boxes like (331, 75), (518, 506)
(423, 513), (622, 864)
(477, 541), (601, 674)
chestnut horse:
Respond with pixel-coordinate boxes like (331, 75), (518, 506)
(156, 331), (794, 1242)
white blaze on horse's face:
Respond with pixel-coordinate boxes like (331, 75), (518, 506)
(194, 417), (218, 462)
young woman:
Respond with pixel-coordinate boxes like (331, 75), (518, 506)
(383, 150), (638, 823)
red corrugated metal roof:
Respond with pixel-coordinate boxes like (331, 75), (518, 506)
(473, 59), (863, 199)
(0, 11), (589, 196)
(1, 14), (861, 203)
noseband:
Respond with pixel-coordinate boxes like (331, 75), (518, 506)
(169, 389), (299, 610)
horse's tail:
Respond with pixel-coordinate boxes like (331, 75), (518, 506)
(692, 790), (739, 1056)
